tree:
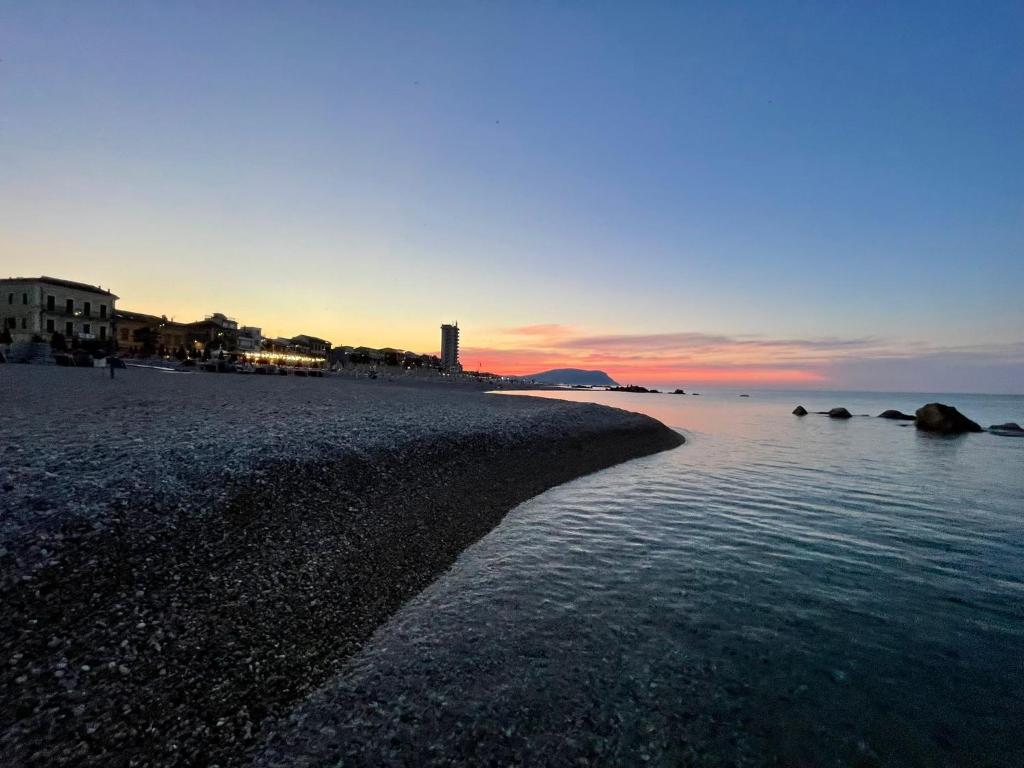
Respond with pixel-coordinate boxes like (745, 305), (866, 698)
(175, 346), (187, 361)
(49, 331), (66, 351)
(0, 325), (13, 345)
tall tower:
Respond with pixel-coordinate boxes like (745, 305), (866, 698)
(440, 322), (460, 372)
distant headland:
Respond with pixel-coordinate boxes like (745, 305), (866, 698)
(526, 369), (619, 387)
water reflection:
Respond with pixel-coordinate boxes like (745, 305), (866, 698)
(263, 389), (1024, 767)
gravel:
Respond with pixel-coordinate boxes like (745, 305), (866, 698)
(0, 366), (682, 767)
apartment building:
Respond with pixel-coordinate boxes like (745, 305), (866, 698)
(0, 276), (117, 346)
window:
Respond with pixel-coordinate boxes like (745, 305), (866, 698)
(83, 323), (91, 335)
(65, 321), (73, 336)
(120, 328), (129, 341)
(99, 304), (107, 319)
(66, 299), (74, 314)
(7, 293), (12, 304)
(46, 319), (55, 333)
(47, 295), (55, 311)
(21, 318), (27, 329)
(6, 318), (14, 328)
(99, 326), (107, 340)
(22, 293), (28, 305)
(84, 301), (92, 317)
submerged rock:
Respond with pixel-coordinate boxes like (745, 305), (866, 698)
(828, 407), (852, 419)
(793, 406), (808, 416)
(878, 409), (915, 420)
(915, 403), (982, 434)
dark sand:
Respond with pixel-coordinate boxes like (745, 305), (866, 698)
(0, 366), (682, 766)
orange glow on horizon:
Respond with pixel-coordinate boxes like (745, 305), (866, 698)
(461, 347), (828, 386)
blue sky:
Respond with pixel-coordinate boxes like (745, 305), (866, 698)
(1, 2), (1021, 390)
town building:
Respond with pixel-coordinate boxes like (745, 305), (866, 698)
(115, 309), (162, 354)
(237, 326), (263, 352)
(290, 334), (331, 360)
(186, 312), (239, 351)
(349, 346), (385, 365)
(0, 276), (117, 346)
(160, 320), (189, 352)
(115, 311), (191, 354)
(329, 345), (354, 367)
(440, 322), (461, 372)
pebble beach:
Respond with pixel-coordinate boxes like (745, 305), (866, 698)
(0, 366), (682, 766)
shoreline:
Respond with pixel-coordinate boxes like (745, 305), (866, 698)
(0, 367), (682, 767)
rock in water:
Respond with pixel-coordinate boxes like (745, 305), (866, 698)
(793, 406), (808, 416)
(915, 403), (982, 434)
(989, 422), (1024, 437)
(828, 407), (852, 419)
(990, 422), (1023, 431)
(878, 409), (915, 420)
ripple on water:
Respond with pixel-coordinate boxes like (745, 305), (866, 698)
(267, 390), (1024, 767)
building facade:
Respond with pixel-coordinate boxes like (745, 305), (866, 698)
(1, 276), (117, 346)
(160, 321), (189, 352)
(237, 326), (263, 352)
(115, 310), (162, 354)
(440, 322), (461, 372)
(186, 312), (239, 351)
(290, 334), (332, 361)
(115, 310), (190, 354)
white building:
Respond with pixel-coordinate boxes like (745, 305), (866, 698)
(1, 276), (117, 346)
(440, 322), (461, 372)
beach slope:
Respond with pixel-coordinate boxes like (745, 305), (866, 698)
(0, 367), (681, 767)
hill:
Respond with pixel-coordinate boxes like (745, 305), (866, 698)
(525, 368), (619, 387)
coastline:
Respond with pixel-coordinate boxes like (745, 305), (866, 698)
(0, 367), (682, 767)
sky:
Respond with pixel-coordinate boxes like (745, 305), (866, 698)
(1, 1), (1022, 392)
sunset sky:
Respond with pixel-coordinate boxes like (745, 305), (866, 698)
(2, 2), (1022, 392)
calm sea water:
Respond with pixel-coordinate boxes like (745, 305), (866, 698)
(287, 390), (1024, 767)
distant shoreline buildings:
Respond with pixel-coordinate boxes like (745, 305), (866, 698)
(1, 274), (463, 374)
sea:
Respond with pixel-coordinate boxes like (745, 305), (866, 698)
(293, 389), (1024, 766)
